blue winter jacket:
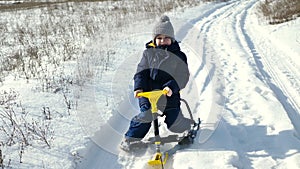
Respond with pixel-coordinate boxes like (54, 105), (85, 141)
(134, 40), (190, 109)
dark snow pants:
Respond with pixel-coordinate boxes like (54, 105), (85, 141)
(124, 104), (193, 140)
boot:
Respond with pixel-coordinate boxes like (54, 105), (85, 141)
(178, 120), (200, 145)
(178, 129), (195, 145)
(119, 137), (145, 151)
(119, 138), (131, 151)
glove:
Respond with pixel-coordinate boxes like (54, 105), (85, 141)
(134, 89), (143, 98)
(163, 86), (172, 97)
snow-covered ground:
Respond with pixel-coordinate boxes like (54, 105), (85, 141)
(76, 0), (300, 168)
(1, 0), (300, 168)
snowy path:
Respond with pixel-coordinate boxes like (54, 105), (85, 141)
(194, 0), (300, 168)
(76, 0), (300, 168)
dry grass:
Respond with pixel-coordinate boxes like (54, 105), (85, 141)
(0, 0), (203, 83)
(258, 0), (300, 24)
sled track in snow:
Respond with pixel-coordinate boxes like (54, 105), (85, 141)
(194, 0), (300, 166)
(205, 0), (300, 140)
(196, 0), (260, 165)
(236, 1), (300, 134)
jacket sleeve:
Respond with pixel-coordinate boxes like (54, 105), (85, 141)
(175, 52), (190, 89)
(163, 51), (190, 93)
(134, 50), (150, 91)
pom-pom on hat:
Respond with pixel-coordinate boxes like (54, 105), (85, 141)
(152, 15), (175, 40)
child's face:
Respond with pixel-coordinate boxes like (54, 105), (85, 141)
(155, 35), (172, 46)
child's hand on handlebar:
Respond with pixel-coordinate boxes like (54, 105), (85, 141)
(163, 87), (173, 97)
(134, 89), (143, 98)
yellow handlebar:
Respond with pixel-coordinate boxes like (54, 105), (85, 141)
(137, 90), (168, 113)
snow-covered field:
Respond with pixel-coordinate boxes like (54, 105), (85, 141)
(1, 0), (300, 168)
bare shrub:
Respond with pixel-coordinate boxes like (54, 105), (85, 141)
(257, 0), (300, 24)
(25, 120), (53, 148)
(0, 90), (54, 148)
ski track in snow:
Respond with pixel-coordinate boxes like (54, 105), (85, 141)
(243, 7), (300, 136)
(77, 0), (300, 168)
(234, 0), (300, 136)
(199, 0), (300, 168)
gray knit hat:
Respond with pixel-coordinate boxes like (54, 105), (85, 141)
(152, 15), (175, 40)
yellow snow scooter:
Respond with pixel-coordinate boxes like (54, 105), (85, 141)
(137, 89), (201, 167)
